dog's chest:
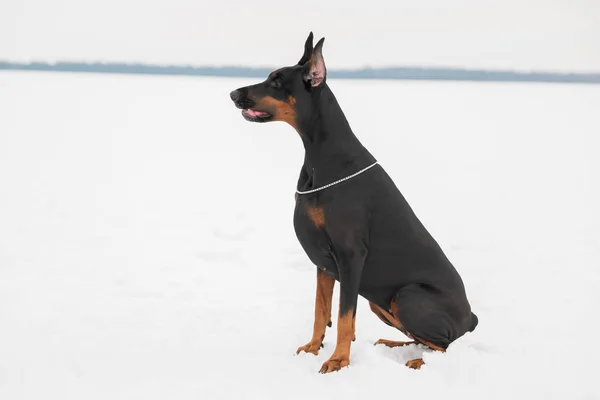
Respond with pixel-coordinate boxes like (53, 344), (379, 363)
(293, 199), (338, 275)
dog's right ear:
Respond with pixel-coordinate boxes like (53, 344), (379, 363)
(302, 37), (326, 88)
(297, 32), (314, 65)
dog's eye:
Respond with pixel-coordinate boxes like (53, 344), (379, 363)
(270, 77), (282, 88)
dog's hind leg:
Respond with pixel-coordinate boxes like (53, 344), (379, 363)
(369, 301), (416, 347)
(391, 283), (473, 369)
(370, 292), (455, 369)
(392, 283), (472, 350)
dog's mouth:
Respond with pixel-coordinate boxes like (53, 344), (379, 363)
(242, 108), (272, 122)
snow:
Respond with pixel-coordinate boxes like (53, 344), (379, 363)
(1, 71), (599, 400)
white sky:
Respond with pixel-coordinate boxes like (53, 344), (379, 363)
(1, 0), (599, 72)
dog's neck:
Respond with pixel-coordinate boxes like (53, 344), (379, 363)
(296, 85), (375, 192)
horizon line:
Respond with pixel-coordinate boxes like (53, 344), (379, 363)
(2, 60), (599, 84)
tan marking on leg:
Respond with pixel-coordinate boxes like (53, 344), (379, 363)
(371, 300), (446, 365)
(319, 309), (354, 373)
(369, 301), (407, 332)
(374, 339), (417, 348)
(412, 336), (447, 352)
(369, 301), (394, 327)
(406, 358), (425, 370)
(370, 301), (418, 346)
(296, 270), (334, 356)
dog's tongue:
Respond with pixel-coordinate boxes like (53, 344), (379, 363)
(245, 109), (269, 117)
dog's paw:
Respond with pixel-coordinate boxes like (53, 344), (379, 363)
(296, 341), (323, 356)
(405, 358), (425, 370)
(319, 356), (349, 373)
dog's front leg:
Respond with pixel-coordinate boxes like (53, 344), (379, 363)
(319, 246), (366, 374)
(296, 269), (335, 355)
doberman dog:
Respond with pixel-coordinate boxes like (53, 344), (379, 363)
(229, 32), (478, 373)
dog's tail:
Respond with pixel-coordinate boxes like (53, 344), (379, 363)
(469, 312), (479, 332)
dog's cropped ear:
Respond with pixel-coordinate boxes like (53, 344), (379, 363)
(298, 32), (314, 65)
(303, 37), (326, 88)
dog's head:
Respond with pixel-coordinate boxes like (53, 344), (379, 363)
(229, 32), (327, 132)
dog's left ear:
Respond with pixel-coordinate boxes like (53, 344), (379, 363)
(303, 37), (326, 88)
(298, 32), (314, 65)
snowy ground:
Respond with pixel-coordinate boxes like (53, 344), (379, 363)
(1, 71), (599, 400)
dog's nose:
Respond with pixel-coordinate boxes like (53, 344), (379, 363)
(230, 89), (241, 102)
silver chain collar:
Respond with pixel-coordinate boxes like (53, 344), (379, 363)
(295, 161), (379, 195)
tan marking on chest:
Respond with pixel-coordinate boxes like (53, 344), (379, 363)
(306, 206), (325, 228)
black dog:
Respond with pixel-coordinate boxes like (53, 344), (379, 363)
(230, 32), (477, 373)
